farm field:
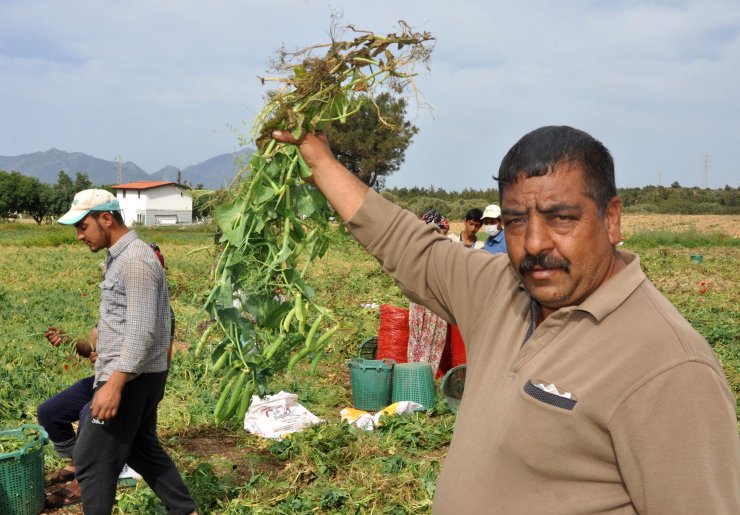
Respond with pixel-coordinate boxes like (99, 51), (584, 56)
(619, 214), (740, 237)
(0, 213), (737, 514)
(448, 214), (740, 239)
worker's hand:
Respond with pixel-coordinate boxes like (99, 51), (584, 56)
(90, 371), (127, 421)
(89, 351), (98, 364)
(44, 326), (70, 347)
(91, 383), (120, 421)
(271, 131), (335, 184)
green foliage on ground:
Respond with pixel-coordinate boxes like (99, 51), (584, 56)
(0, 221), (736, 513)
(626, 230), (739, 248)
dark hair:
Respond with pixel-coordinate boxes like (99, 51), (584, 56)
(90, 210), (125, 226)
(497, 126), (616, 215)
(464, 208), (483, 222)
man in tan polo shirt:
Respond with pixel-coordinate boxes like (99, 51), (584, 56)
(274, 125), (739, 514)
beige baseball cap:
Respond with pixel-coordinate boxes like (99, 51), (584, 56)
(481, 204), (502, 220)
(58, 189), (121, 225)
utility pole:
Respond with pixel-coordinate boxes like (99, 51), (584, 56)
(657, 170), (662, 186)
(115, 155), (124, 184)
(702, 154), (710, 189)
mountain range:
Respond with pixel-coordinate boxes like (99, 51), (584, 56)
(0, 148), (254, 190)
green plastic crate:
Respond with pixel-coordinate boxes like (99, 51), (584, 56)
(441, 365), (467, 414)
(358, 337), (378, 360)
(391, 362), (436, 411)
(348, 358), (395, 411)
(0, 424), (48, 515)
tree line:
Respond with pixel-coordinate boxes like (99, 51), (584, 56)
(2, 168), (737, 225)
(0, 171), (94, 223)
(0, 169), (221, 224)
(3, 92), (737, 222)
(383, 183), (739, 219)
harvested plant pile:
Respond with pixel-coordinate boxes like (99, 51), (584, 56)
(198, 23), (434, 423)
(0, 427), (42, 454)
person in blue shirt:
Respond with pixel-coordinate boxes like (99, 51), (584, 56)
(481, 204), (507, 254)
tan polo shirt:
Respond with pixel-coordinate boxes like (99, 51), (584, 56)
(348, 190), (740, 515)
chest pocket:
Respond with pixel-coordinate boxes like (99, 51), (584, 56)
(100, 278), (126, 315)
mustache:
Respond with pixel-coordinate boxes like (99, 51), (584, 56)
(519, 253), (571, 274)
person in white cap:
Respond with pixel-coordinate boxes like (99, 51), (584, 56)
(56, 189), (198, 515)
(480, 203), (507, 254)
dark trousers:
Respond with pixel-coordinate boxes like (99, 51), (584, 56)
(74, 371), (196, 515)
(37, 376), (94, 458)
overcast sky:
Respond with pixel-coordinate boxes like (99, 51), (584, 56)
(1, 0), (738, 190)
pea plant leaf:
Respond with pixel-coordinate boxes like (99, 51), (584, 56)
(214, 200), (247, 246)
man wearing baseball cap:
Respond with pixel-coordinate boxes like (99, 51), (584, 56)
(480, 204), (507, 254)
(57, 189), (197, 515)
(58, 189), (122, 225)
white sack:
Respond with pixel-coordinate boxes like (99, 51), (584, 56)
(244, 391), (322, 439)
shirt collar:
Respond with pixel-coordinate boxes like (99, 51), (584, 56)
(575, 250), (645, 321)
(106, 230), (138, 261)
(487, 229), (505, 244)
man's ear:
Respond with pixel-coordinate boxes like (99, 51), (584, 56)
(605, 196), (622, 246)
(98, 211), (115, 228)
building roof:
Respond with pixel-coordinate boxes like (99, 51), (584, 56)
(111, 181), (185, 191)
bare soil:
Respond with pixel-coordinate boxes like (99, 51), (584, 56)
(619, 214), (739, 237)
(174, 426), (285, 481)
(41, 426), (285, 514)
(449, 214), (739, 238)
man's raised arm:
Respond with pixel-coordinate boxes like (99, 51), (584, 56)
(271, 131), (368, 221)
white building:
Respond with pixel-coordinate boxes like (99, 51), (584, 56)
(112, 181), (192, 226)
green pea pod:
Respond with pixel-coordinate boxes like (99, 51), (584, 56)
(304, 315), (323, 349)
(291, 241), (306, 258)
(225, 369), (249, 419)
(271, 218), (293, 266)
(263, 334), (286, 360)
(281, 308), (296, 333)
(297, 155), (312, 178)
(309, 349), (325, 375)
(311, 325), (339, 351)
(211, 347), (232, 373)
(214, 377), (236, 423)
(294, 292), (305, 322)
(194, 322), (215, 357)
(221, 364), (239, 385)
(287, 346), (311, 372)
(236, 380), (255, 423)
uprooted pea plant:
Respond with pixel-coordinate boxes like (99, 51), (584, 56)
(195, 23), (434, 423)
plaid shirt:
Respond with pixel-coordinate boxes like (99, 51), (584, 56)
(95, 230), (171, 384)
